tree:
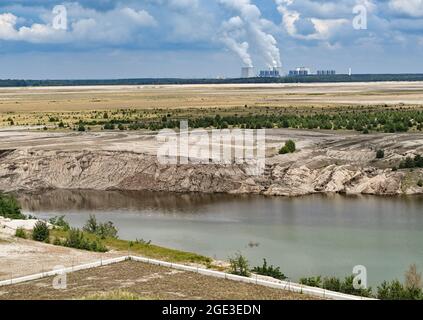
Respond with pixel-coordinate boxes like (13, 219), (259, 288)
(405, 264), (422, 290)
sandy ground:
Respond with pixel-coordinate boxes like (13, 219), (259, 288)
(0, 260), (316, 300)
(1, 82), (423, 113)
(0, 235), (122, 281)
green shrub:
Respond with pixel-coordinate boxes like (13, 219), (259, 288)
(339, 275), (373, 297)
(322, 277), (341, 292)
(418, 180), (423, 188)
(252, 259), (287, 280)
(377, 280), (422, 300)
(32, 221), (50, 242)
(15, 227), (27, 239)
(83, 215), (118, 239)
(49, 216), (70, 231)
(0, 193), (25, 219)
(77, 124), (86, 132)
(300, 276), (322, 287)
(376, 149), (385, 159)
(279, 140), (296, 154)
(229, 253), (250, 277)
(64, 228), (108, 253)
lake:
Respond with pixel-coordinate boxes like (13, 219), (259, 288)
(19, 190), (423, 286)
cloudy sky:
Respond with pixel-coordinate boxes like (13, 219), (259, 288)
(0, 0), (422, 79)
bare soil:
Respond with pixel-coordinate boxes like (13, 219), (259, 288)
(0, 260), (316, 300)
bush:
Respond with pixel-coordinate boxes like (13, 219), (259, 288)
(417, 180), (423, 188)
(301, 275), (373, 297)
(49, 216), (70, 231)
(83, 215), (118, 239)
(103, 123), (115, 130)
(322, 277), (341, 292)
(339, 275), (373, 297)
(377, 280), (422, 300)
(32, 221), (50, 242)
(229, 253), (250, 277)
(78, 124), (86, 132)
(376, 149), (385, 159)
(0, 193), (25, 219)
(300, 276), (322, 287)
(279, 140), (296, 154)
(64, 228), (108, 253)
(252, 259), (287, 280)
(15, 227), (27, 239)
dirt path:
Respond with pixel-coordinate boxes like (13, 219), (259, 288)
(0, 235), (121, 281)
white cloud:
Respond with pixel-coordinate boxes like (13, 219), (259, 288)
(389, 0), (423, 17)
(0, 4), (157, 44)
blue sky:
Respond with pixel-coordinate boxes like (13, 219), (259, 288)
(0, 0), (422, 79)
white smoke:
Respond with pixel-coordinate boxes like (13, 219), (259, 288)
(274, 0), (350, 41)
(220, 16), (253, 67)
(220, 0), (282, 69)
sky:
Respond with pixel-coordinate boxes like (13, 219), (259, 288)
(0, 0), (422, 79)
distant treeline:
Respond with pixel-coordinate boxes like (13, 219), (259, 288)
(2, 74), (423, 87)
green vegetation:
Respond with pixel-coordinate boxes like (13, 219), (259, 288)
(299, 264), (423, 300)
(49, 216), (70, 231)
(377, 280), (422, 300)
(61, 228), (107, 253)
(15, 227), (27, 239)
(229, 253), (250, 277)
(376, 149), (385, 159)
(0, 193), (25, 219)
(32, 221), (50, 242)
(83, 214), (118, 239)
(279, 140), (296, 155)
(300, 275), (373, 297)
(399, 154), (423, 169)
(2, 74), (423, 88)
(252, 259), (287, 280)
(74, 108), (423, 134)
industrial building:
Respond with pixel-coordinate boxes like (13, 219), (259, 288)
(258, 68), (281, 78)
(288, 67), (310, 76)
(317, 70), (336, 75)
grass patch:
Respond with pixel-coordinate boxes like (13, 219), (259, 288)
(79, 290), (153, 300)
(51, 229), (212, 265)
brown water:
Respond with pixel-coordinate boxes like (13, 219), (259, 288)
(19, 190), (423, 286)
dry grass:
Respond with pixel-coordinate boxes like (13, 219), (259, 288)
(1, 82), (423, 127)
(0, 260), (318, 300)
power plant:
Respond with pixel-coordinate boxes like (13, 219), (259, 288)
(289, 67), (310, 76)
(241, 67), (255, 78)
(240, 66), (339, 78)
(259, 68), (281, 78)
(316, 70), (336, 76)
